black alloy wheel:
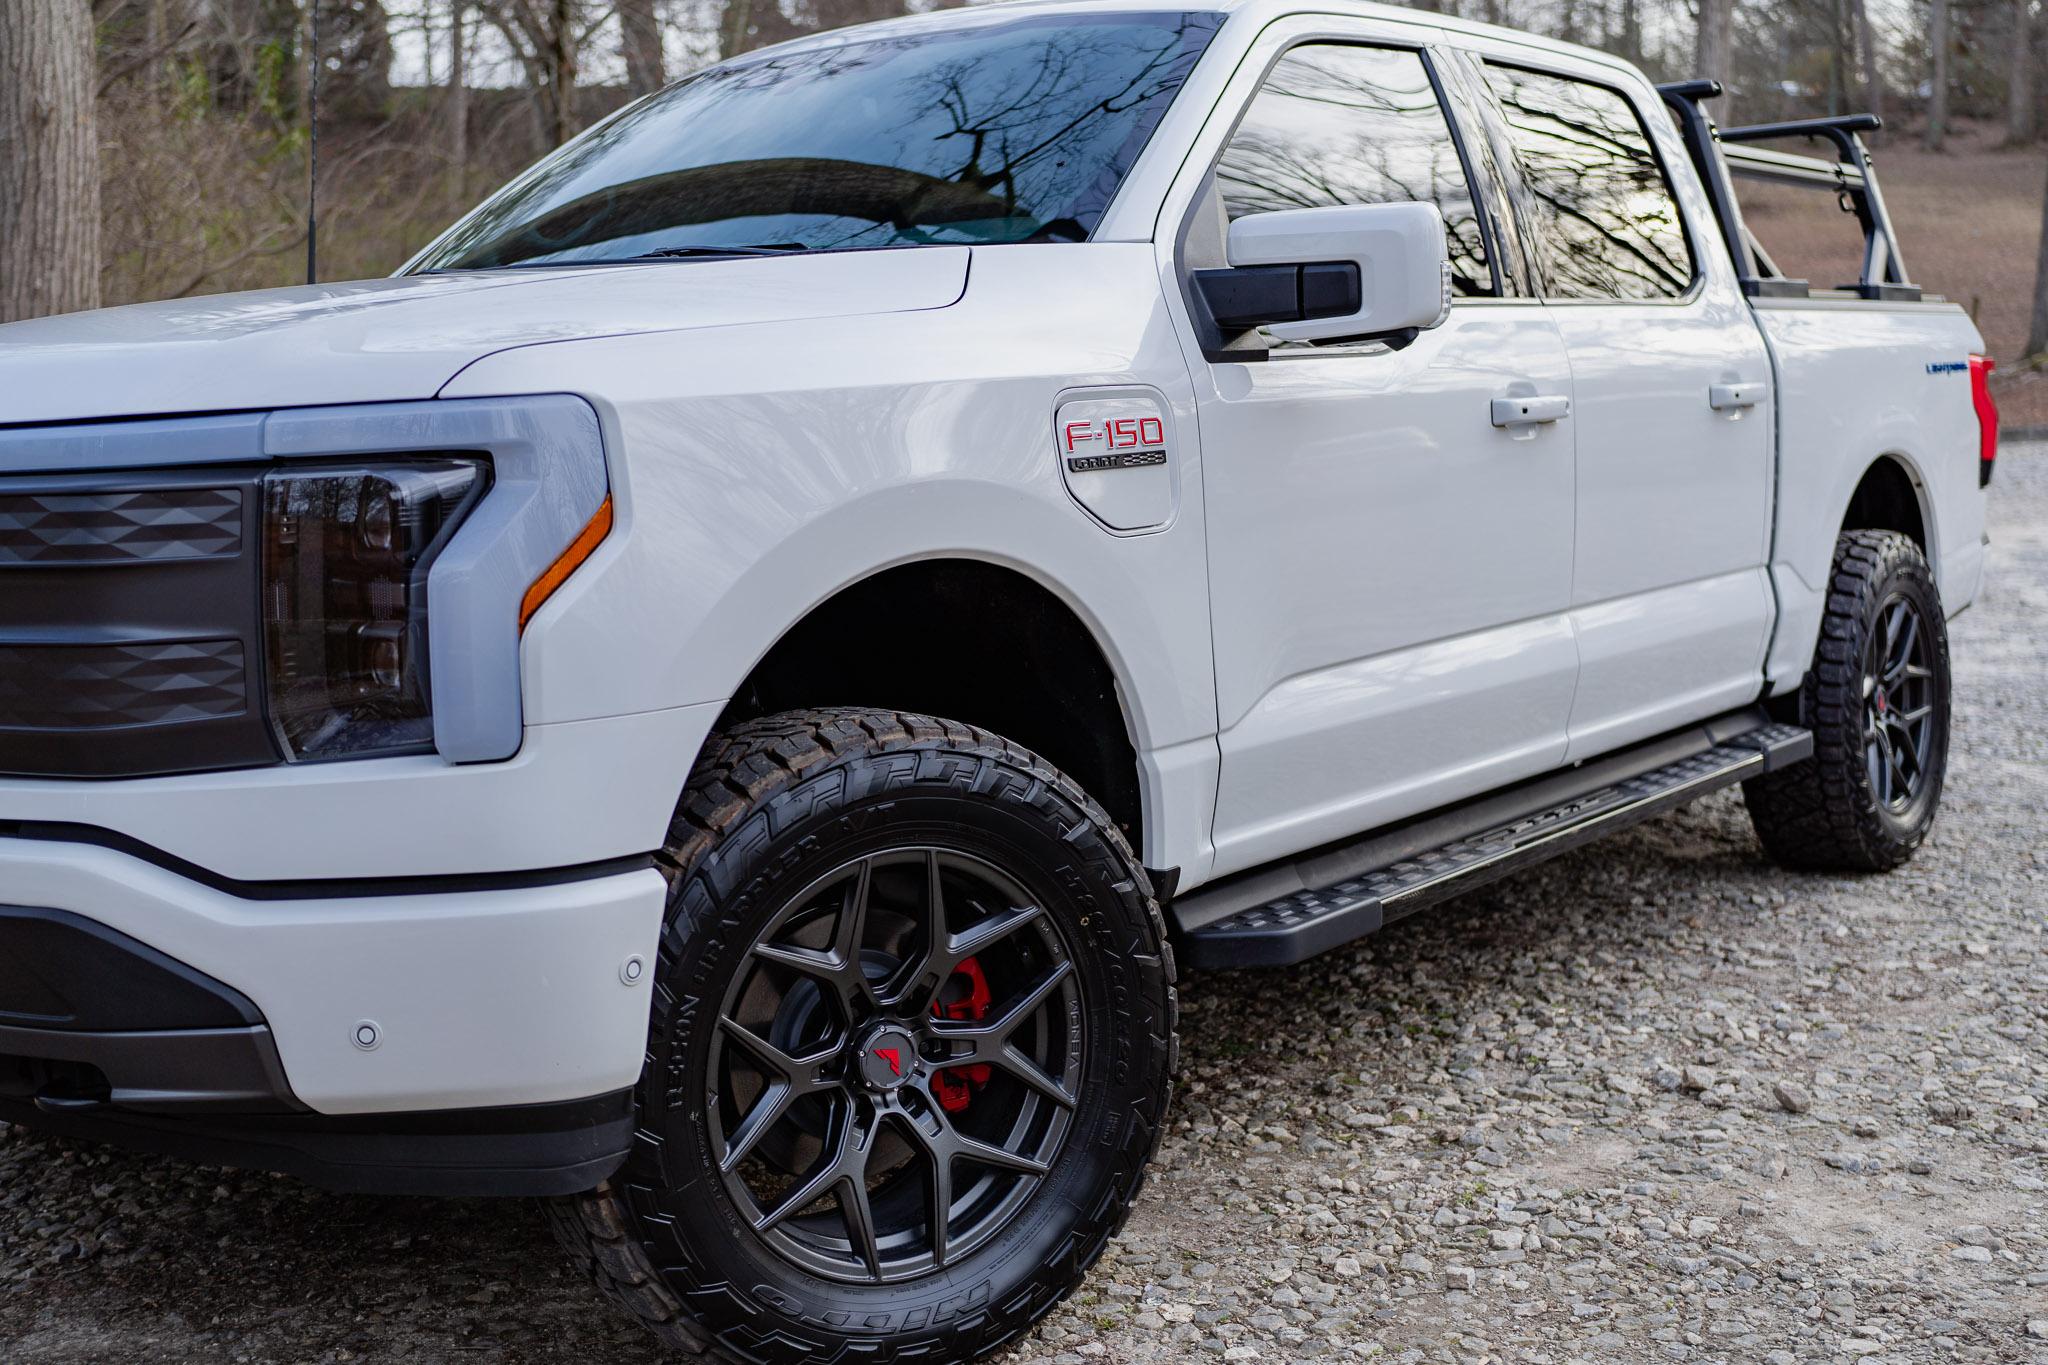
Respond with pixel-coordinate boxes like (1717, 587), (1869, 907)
(709, 847), (1082, 1284)
(1862, 592), (1938, 813)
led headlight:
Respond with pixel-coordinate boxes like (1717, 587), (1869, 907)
(261, 459), (488, 762)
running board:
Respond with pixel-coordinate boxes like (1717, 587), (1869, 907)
(1179, 723), (1811, 970)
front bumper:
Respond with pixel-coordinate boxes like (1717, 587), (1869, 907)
(0, 836), (667, 1117)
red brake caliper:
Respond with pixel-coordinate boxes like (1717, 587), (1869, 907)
(930, 956), (993, 1114)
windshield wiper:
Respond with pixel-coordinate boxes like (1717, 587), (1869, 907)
(629, 243), (812, 259)
(418, 244), (815, 274)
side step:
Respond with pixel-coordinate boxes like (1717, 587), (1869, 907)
(1178, 721), (1811, 970)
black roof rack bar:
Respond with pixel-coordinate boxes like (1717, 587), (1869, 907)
(1720, 113), (1883, 162)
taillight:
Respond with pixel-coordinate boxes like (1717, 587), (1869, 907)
(1970, 354), (1999, 487)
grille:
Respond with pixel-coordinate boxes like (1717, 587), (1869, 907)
(0, 488), (243, 566)
(0, 640), (248, 731)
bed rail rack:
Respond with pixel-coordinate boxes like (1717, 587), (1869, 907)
(1658, 80), (1920, 303)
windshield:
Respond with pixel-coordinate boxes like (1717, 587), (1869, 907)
(410, 11), (1222, 271)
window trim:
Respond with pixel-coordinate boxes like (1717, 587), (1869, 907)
(1175, 32), (1512, 323)
(1472, 57), (1706, 307)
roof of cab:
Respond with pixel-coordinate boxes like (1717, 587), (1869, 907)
(752, 0), (1646, 83)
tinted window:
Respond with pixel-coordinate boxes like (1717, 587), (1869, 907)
(1217, 44), (1493, 297)
(412, 12), (1221, 270)
(1483, 65), (1694, 300)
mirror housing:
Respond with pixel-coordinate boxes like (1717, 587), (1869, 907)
(1194, 202), (1452, 348)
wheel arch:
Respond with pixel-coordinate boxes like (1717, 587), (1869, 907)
(1838, 451), (1933, 557)
(713, 555), (1149, 852)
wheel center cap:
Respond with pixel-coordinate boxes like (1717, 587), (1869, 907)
(858, 1027), (919, 1091)
(1875, 688), (1889, 715)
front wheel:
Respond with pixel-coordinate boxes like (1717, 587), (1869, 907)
(1744, 529), (1952, 872)
(551, 709), (1176, 1365)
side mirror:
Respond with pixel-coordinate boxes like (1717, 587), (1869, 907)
(1193, 202), (1452, 348)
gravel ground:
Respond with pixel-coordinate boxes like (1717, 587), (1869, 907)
(5, 451), (2045, 1365)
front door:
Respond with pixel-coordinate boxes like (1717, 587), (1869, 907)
(1171, 31), (1582, 879)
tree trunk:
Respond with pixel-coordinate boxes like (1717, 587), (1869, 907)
(449, 0), (468, 188)
(2028, 156), (2048, 355)
(621, 0), (664, 96)
(2010, 0), (2036, 144)
(1697, 0), (1734, 119)
(0, 0), (102, 322)
(1928, 0), (1951, 150)
(1852, 0), (1884, 128)
(548, 0), (577, 145)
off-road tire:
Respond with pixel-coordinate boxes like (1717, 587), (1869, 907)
(548, 708), (1177, 1365)
(1744, 530), (1951, 872)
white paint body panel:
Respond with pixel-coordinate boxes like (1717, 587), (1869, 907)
(0, 0), (1992, 1115)
(0, 251), (968, 426)
(0, 838), (666, 1114)
(1191, 312), (1580, 877)
(1756, 300), (1989, 692)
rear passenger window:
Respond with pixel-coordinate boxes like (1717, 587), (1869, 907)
(1483, 65), (1694, 301)
(1218, 44), (1495, 298)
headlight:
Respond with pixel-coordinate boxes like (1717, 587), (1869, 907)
(262, 459), (489, 762)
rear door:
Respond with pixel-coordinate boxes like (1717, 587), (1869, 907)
(1462, 49), (1777, 760)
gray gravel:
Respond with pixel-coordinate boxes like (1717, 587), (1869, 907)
(6, 449), (2046, 1365)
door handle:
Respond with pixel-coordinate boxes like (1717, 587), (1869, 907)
(1709, 382), (1763, 411)
(1490, 395), (1570, 429)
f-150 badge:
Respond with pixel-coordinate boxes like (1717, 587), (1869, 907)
(1054, 390), (1175, 533)
(1062, 416), (1167, 473)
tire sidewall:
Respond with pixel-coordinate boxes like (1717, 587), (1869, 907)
(621, 737), (1169, 1357)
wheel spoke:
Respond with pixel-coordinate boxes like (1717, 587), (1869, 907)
(1887, 717), (1921, 784)
(757, 1145), (846, 1233)
(753, 859), (879, 1019)
(983, 959), (1074, 1038)
(949, 1127), (1051, 1177)
(1887, 606), (1920, 679)
(721, 1079), (796, 1173)
(1871, 727), (1897, 804)
(756, 1104), (866, 1233)
(719, 1016), (834, 1084)
(840, 1172), (882, 1280)
(985, 1041), (1078, 1109)
(947, 901), (1048, 968)
(924, 1144), (954, 1269)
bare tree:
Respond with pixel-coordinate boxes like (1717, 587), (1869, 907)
(621, 0), (665, 95)
(1927, 0), (1951, 149)
(0, 0), (102, 321)
(1851, 0), (1883, 126)
(1696, 0), (1734, 113)
(2010, 0), (2036, 144)
(2029, 157), (2048, 356)
(449, 0), (469, 183)
(473, 0), (584, 146)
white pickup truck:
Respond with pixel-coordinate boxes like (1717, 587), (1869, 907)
(0, 2), (1998, 1360)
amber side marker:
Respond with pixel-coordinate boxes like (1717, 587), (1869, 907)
(520, 495), (614, 632)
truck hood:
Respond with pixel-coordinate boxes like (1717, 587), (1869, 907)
(0, 248), (970, 427)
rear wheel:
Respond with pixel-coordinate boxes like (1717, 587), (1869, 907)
(1745, 529), (1951, 872)
(551, 709), (1175, 1365)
